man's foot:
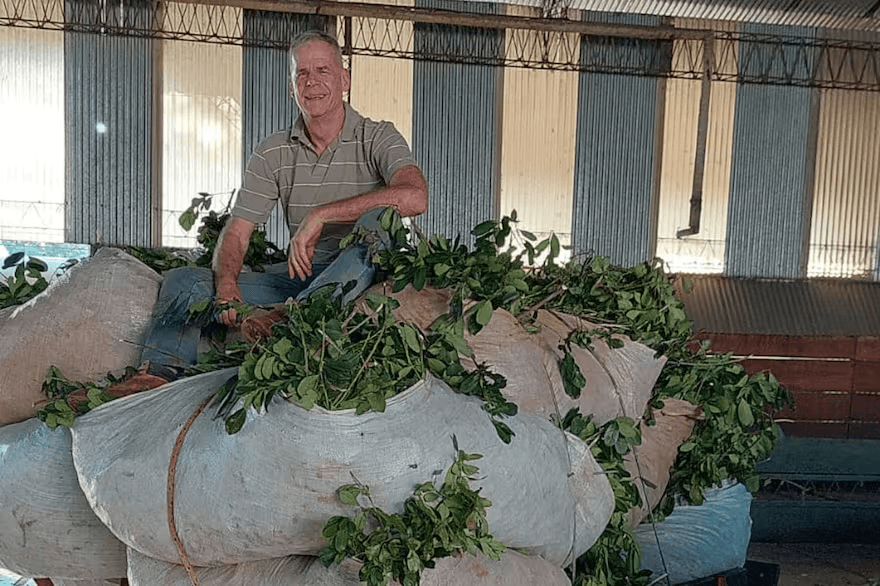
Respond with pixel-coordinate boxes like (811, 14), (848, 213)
(65, 362), (172, 412)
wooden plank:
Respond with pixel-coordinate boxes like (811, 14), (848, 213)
(776, 390), (850, 421)
(850, 422), (880, 439)
(706, 333), (856, 358)
(853, 361), (880, 392)
(740, 358), (853, 392)
(856, 337), (880, 362)
(851, 392), (880, 421)
(176, 0), (712, 39)
(779, 421), (848, 438)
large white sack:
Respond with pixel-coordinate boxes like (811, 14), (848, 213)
(0, 247), (161, 425)
(463, 308), (664, 425)
(127, 548), (571, 586)
(359, 286), (664, 426)
(624, 398), (702, 527)
(0, 418), (128, 579)
(72, 369), (613, 567)
(532, 310), (666, 425)
(635, 481), (753, 584)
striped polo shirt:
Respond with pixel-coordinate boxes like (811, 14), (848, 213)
(231, 103), (417, 265)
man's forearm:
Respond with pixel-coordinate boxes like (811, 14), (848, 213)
(312, 165), (428, 225)
(212, 217), (254, 300)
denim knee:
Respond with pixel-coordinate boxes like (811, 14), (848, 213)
(154, 266), (215, 325)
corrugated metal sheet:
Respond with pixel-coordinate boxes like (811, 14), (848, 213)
(161, 35), (243, 249)
(571, 12), (667, 267)
(346, 0), (415, 144)
(809, 28), (880, 279)
(725, 24), (817, 278)
(412, 0), (502, 245)
(498, 4), (578, 255)
(65, 0), (154, 247)
(242, 10), (332, 248)
(674, 273), (880, 336)
(656, 19), (739, 274)
(0, 26), (65, 243)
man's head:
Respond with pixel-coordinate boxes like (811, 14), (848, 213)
(288, 31), (350, 122)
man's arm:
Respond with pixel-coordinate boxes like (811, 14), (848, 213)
(213, 216), (256, 326)
(289, 164), (428, 280)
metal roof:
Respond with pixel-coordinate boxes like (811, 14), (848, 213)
(673, 274), (880, 336)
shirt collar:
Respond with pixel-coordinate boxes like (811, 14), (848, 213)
(290, 103), (362, 150)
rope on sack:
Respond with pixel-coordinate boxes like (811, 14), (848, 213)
(166, 393), (214, 586)
(540, 355), (580, 581)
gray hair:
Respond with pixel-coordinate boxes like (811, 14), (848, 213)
(288, 30), (343, 81)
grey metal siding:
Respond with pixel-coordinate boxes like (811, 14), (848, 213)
(571, 12), (669, 268)
(241, 11), (331, 247)
(64, 0), (153, 246)
(412, 0), (502, 246)
(725, 24), (818, 278)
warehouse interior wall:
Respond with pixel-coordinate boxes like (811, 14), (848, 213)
(1, 1), (879, 281)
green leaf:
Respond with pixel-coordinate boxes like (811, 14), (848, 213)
(475, 300), (493, 327)
(338, 485), (366, 507)
(225, 409), (247, 435)
(179, 208), (197, 231)
(737, 398), (755, 427)
(560, 352), (586, 399)
(402, 325), (421, 354)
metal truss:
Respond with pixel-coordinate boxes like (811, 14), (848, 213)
(2, 0), (879, 91)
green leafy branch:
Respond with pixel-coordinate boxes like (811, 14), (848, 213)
(560, 411), (651, 586)
(209, 287), (516, 441)
(36, 364), (137, 427)
(1, 252), (49, 309)
(320, 445), (506, 586)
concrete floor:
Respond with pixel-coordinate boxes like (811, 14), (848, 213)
(748, 543), (880, 586)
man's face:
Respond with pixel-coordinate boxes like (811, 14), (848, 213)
(291, 40), (350, 121)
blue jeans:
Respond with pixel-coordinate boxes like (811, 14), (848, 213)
(140, 208), (389, 369)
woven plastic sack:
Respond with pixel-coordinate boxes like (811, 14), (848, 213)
(532, 310), (666, 425)
(126, 548), (571, 586)
(0, 247), (161, 425)
(72, 369), (613, 568)
(635, 481), (753, 584)
(0, 418), (128, 579)
(357, 286), (664, 426)
(464, 308), (664, 425)
(624, 398), (703, 527)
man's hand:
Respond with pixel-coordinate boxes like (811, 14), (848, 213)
(289, 209), (325, 280)
(215, 282), (246, 327)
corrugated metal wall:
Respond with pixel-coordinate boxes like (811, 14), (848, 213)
(0, 26), (65, 243)
(346, 0), (415, 145)
(161, 28), (243, 248)
(498, 4), (578, 255)
(242, 11), (332, 247)
(412, 0), (502, 246)
(655, 19), (739, 274)
(809, 28), (880, 280)
(64, 0), (154, 246)
(4, 1), (880, 283)
(725, 24), (818, 278)
(570, 12), (668, 267)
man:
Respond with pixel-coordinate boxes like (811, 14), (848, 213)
(67, 30), (427, 406)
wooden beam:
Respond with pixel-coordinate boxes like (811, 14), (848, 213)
(174, 0), (712, 40)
